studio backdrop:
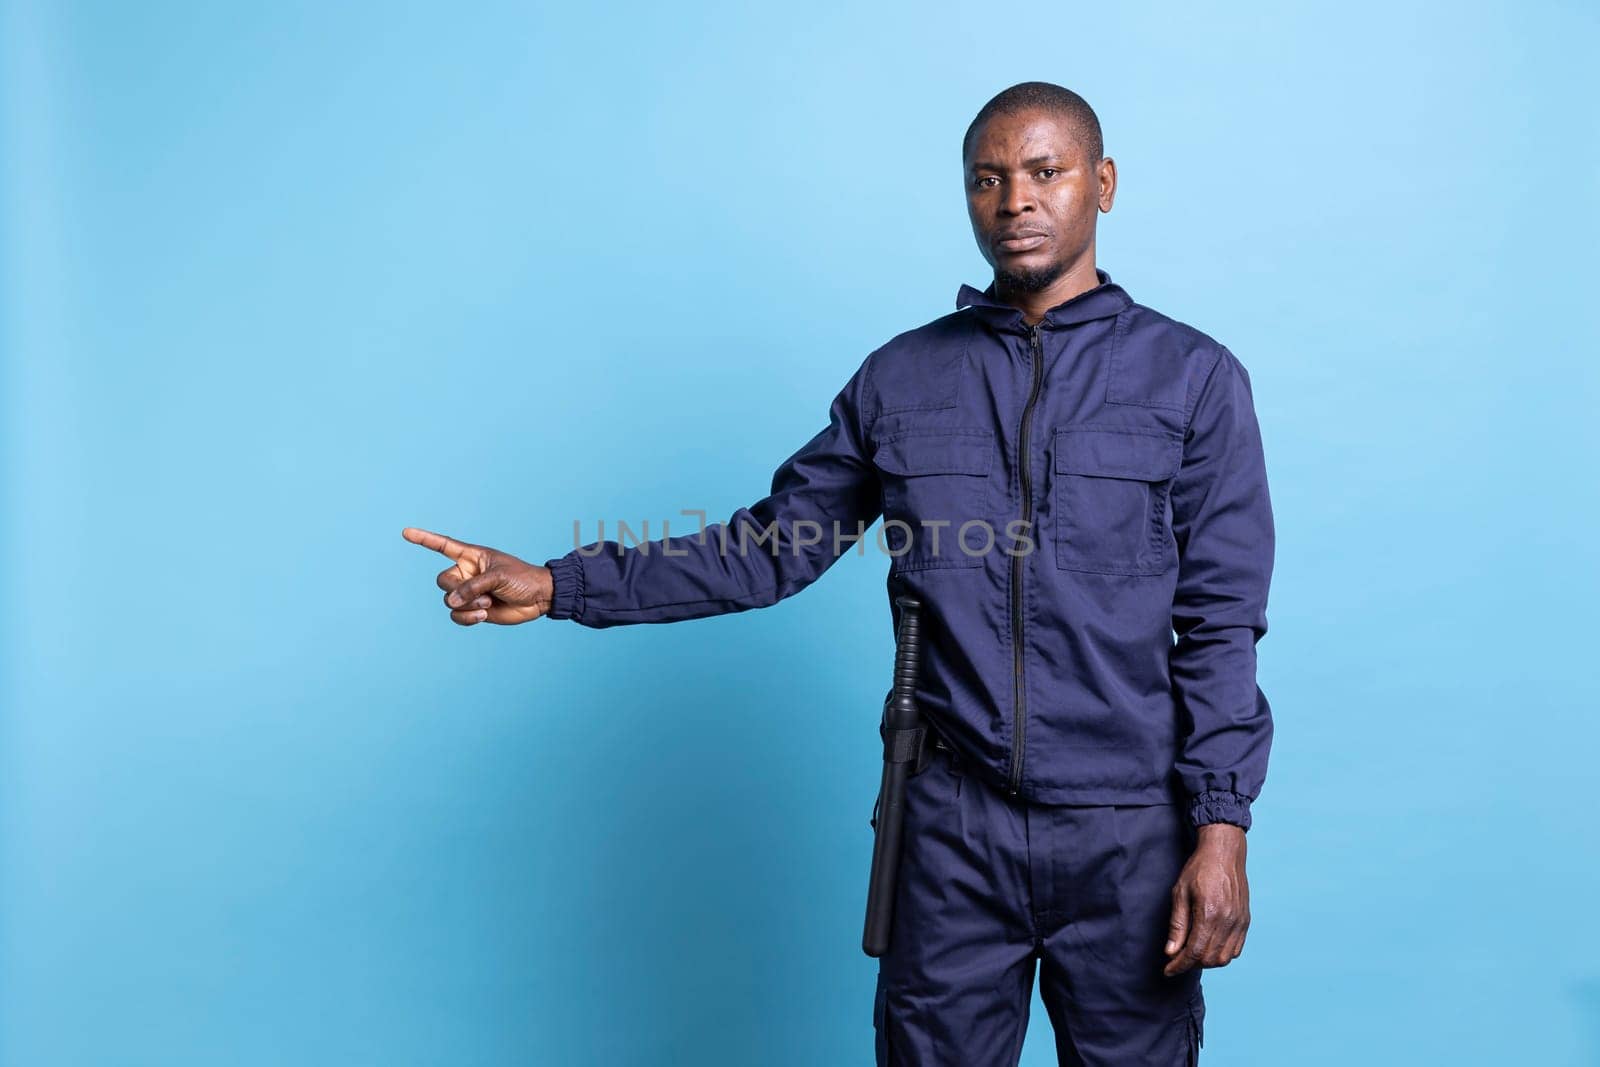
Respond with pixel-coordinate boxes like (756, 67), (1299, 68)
(3, 1), (1596, 1064)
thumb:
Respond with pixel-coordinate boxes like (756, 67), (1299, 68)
(446, 570), (506, 608)
(1165, 887), (1190, 955)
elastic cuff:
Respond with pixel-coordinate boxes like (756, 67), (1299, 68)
(543, 552), (586, 622)
(1188, 790), (1253, 831)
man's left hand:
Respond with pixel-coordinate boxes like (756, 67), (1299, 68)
(1162, 822), (1250, 976)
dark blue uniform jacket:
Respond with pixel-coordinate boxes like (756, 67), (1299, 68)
(545, 269), (1275, 830)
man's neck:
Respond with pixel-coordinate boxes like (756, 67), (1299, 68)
(996, 256), (1101, 326)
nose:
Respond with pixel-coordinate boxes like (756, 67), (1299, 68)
(1001, 181), (1036, 217)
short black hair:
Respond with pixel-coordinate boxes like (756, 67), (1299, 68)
(962, 82), (1103, 167)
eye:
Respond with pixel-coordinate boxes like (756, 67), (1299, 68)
(975, 176), (999, 189)
(1038, 168), (1059, 179)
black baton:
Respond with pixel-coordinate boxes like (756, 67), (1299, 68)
(862, 594), (926, 958)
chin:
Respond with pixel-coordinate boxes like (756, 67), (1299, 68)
(994, 260), (1067, 294)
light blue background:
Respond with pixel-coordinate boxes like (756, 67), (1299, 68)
(4, 1), (1596, 1064)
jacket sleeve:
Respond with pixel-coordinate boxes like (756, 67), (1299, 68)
(1168, 346), (1275, 831)
(541, 356), (882, 628)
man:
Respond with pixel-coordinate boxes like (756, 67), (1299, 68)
(404, 81), (1273, 1066)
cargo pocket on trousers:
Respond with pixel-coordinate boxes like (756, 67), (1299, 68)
(873, 976), (890, 1064)
(1184, 986), (1206, 1066)
(1053, 426), (1182, 576)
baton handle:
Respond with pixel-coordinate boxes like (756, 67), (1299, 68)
(862, 595), (923, 958)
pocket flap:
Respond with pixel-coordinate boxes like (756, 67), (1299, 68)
(874, 430), (994, 476)
(1054, 428), (1182, 480)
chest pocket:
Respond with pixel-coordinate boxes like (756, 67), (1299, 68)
(873, 429), (995, 572)
(1053, 427), (1183, 576)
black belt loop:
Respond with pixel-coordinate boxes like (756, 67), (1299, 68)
(929, 728), (963, 777)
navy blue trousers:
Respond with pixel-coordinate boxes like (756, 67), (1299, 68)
(873, 738), (1207, 1066)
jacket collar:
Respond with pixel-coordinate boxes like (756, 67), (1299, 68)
(956, 267), (1131, 331)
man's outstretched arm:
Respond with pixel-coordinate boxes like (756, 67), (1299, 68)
(404, 355), (882, 628)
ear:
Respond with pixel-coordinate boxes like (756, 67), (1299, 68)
(1097, 156), (1118, 213)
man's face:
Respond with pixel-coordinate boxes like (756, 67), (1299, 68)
(964, 108), (1113, 294)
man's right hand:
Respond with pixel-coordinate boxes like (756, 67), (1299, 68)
(402, 526), (554, 626)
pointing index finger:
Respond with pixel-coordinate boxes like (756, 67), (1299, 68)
(402, 526), (471, 561)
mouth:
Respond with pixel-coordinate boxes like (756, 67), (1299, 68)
(994, 231), (1049, 254)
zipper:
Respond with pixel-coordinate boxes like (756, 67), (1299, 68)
(1008, 322), (1045, 798)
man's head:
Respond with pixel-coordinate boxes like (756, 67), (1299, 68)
(963, 83), (1116, 298)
